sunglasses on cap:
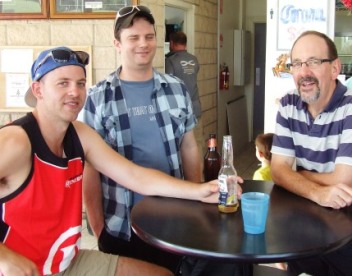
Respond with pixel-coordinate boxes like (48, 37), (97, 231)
(115, 5), (151, 21)
(34, 49), (89, 75)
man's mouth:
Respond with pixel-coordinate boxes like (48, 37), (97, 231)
(136, 51), (148, 55)
(299, 77), (318, 89)
(65, 101), (80, 108)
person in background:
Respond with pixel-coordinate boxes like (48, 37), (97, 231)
(165, 31), (204, 166)
(82, 5), (201, 272)
(253, 133), (274, 181)
(165, 31), (201, 119)
(253, 134), (288, 271)
(253, 132), (286, 272)
(271, 30), (352, 275)
(0, 46), (231, 276)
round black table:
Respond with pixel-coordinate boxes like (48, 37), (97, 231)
(131, 180), (352, 264)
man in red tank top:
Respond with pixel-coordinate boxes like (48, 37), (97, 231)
(0, 42), (242, 275)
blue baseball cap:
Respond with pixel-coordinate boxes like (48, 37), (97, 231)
(25, 46), (89, 107)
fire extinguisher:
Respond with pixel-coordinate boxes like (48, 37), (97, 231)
(220, 63), (229, 90)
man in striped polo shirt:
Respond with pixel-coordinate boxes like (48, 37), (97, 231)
(271, 30), (352, 275)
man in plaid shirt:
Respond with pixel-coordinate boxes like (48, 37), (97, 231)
(82, 5), (201, 273)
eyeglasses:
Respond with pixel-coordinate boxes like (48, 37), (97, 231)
(115, 5), (151, 21)
(34, 49), (89, 75)
(287, 58), (334, 70)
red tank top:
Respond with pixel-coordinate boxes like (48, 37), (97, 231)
(0, 113), (84, 275)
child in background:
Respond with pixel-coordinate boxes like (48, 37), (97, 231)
(253, 133), (274, 181)
(253, 133), (288, 271)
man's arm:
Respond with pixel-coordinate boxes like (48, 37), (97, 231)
(180, 130), (202, 183)
(82, 162), (105, 238)
(0, 243), (38, 276)
(271, 153), (352, 209)
(0, 126), (31, 198)
(0, 127), (38, 275)
(75, 121), (237, 203)
(298, 164), (352, 187)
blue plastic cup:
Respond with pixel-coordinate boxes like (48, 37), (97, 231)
(241, 192), (270, 234)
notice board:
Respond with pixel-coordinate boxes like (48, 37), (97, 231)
(0, 46), (92, 112)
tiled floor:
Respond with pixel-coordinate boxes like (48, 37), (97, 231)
(234, 141), (259, 180)
(80, 141), (259, 250)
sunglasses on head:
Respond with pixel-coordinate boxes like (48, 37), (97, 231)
(115, 5), (151, 21)
(34, 49), (89, 75)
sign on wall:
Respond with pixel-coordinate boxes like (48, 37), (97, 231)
(277, 0), (329, 50)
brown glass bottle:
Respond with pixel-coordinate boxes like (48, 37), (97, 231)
(203, 134), (221, 182)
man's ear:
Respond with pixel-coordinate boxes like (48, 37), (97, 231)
(169, 41), (174, 50)
(332, 58), (342, 79)
(114, 39), (121, 53)
(31, 81), (42, 100)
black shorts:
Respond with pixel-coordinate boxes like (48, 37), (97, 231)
(288, 242), (352, 276)
(98, 227), (181, 273)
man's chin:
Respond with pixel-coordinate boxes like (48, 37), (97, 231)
(300, 92), (320, 104)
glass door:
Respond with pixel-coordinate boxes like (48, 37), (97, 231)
(335, 34), (352, 79)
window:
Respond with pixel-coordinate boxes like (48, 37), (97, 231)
(0, 0), (139, 20)
(50, 0), (134, 19)
(0, 0), (48, 20)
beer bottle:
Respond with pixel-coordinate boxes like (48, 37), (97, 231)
(203, 134), (221, 182)
(218, 135), (239, 213)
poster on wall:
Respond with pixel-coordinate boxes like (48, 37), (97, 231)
(277, 0), (329, 50)
(0, 48), (32, 109)
(5, 74), (28, 108)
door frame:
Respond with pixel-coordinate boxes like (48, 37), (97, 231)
(253, 22), (267, 139)
(165, 0), (195, 54)
(244, 16), (266, 141)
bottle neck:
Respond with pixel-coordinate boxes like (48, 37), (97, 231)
(208, 138), (217, 151)
(221, 137), (234, 166)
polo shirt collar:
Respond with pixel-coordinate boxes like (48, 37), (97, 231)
(297, 80), (347, 112)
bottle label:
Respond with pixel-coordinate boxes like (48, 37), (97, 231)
(218, 175), (237, 206)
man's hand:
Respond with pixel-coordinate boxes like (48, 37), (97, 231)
(200, 176), (243, 203)
(313, 183), (352, 209)
(0, 244), (38, 276)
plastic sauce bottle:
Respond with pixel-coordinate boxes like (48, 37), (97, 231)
(218, 135), (238, 213)
(203, 134), (221, 182)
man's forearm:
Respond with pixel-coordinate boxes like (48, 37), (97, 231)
(181, 146), (202, 182)
(83, 163), (105, 238)
(183, 158), (202, 182)
(180, 131), (202, 182)
(272, 163), (319, 200)
(298, 170), (332, 186)
(299, 164), (352, 187)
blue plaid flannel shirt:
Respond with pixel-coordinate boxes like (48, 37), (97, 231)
(83, 67), (196, 240)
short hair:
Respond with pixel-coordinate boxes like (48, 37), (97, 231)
(114, 11), (155, 41)
(255, 133), (274, 161)
(291, 30), (338, 60)
(169, 31), (187, 45)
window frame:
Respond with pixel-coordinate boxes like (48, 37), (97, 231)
(49, 0), (135, 19)
(0, 0), (48, 20)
